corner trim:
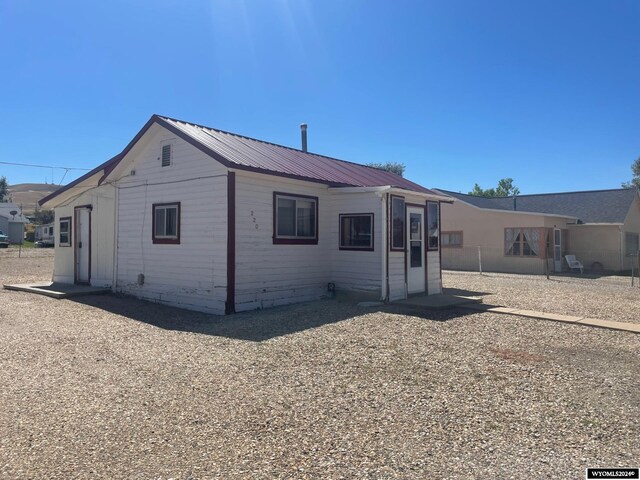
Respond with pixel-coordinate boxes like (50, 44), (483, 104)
(226, 172), (236, 314)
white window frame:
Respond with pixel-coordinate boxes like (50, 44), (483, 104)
(59, 217), (71, 247)
(442, 231), (463, 248)
(273, 192), (318, 244)
(153, 203), (180, 244)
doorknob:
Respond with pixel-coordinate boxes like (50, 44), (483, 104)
(79, 241), (82, 248)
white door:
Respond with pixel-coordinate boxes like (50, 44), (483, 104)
(406, 206), (426, 294)
(553, 228), (562, 272)
(75, 208), (91, 284)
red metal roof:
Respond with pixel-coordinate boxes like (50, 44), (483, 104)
(41, 114), (436, 206)
(156, 116), (433, 193)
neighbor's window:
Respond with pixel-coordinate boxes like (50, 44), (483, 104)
(153, 203), (180, 244)
(340, 214), (374, 250)
(161, 143), (172, 167)
(442, 231), (463, 248)
(59, 217), (71, 247)
(390, 195), (405, 250)
(505, 228), (540, 257)
(427, 201), (439, 250)
(625, 232), (639, 256)
(273, 192), (318, 244)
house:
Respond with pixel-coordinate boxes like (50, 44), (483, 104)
(39, 114), (448, 314)
(434, 188), (640, 274)
(35, 223), (55, 247)
(0, 204), (29, 244)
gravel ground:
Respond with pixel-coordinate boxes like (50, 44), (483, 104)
(444, 270), (640, 325)
(1, 253), (639, 479)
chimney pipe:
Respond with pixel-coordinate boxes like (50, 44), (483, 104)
(300, 123), (308, 152)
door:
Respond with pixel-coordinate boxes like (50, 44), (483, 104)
(75, 207), (91, 284)
(553, 228), (562, 272)
(406, 206), (426, 294)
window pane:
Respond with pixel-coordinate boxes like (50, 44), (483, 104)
(410, 241), (422, 267)
(60, 221), (68, 234)
(341, 215), (372, 248)
(391, 197), (405, 249)
(165, 207), (177, 236)
(60, 233), (68, 244)
(296, 199), (315, 237)
(410, 213), (422, 241)
(427, 202), (439, 249)
(277, 198), (296, 236)
(155, 208), (166, 237)
(512, 232), (522, 255)
(626, 233), (639, 256)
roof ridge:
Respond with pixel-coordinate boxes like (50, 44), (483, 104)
(156, 114), (402, 177)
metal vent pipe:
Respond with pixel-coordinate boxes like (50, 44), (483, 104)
(300, 123), (308, 152)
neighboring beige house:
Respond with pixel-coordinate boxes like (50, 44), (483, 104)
(434, 188), (640, 274)
(39, 114), (448, 315)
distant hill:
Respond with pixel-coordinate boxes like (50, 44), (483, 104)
(7, 183), (60, 215)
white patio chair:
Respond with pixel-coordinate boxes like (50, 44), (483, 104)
(565, 255), (584, 274)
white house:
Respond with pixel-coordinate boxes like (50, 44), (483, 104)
(35, 223), (55, 246)
(40, 115), (448, 314)
(0, 204), (29, 244)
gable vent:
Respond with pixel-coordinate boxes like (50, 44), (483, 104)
(161, 144), (172, 167)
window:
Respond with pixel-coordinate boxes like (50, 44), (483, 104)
(340, 214), (374, 250)
(59, 217), (71, 247)
(153, 203), (180, 244)
(442, 231), (463, 248)
(161, 144), (172, 167)
(427, 201), (439, 250)
(390, 195), (405, 250)
(505, 228), (541, 257)
(273, 192), (318, 244)
(625, 232), (639, 256)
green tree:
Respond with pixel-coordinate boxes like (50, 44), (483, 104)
(0, 176), (8, 202)
(621, 157), (640, 189)
(469, 178), (520, 197)
(33, 209), (55, 225)
(366, 162), (406, 177)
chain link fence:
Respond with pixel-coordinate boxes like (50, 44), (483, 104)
(442, 246), (640, 283)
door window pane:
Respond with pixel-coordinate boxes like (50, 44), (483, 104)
(410, 241), (422, 267)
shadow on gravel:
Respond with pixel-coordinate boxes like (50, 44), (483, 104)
(442, 287), (491, 297)
(69, 293), (477, 342)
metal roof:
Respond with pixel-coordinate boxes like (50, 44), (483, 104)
(41, 115), (437, 207)
(437, 188), (638, 224)
(156, 116), (433, 193)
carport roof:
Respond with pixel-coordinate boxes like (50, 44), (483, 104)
(436, 188), (639, 224)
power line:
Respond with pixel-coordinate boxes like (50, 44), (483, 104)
(0, 161), (91, 171)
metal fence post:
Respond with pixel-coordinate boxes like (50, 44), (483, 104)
(478, 246), (482, 275)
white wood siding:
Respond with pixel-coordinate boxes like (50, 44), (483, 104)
(427, 251), (442, 294)
(52, 184), (115, 286)
(387, 193), (443, 300)
(387, 251), (406, 301)
(327, 192), (382, 294)
(115, 126), (228, 314)
(234, 171), (331, 311)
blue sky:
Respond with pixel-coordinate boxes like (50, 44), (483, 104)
(1, 0), (639, 194)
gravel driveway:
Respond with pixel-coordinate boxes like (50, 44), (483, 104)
(444, 270), (640, 324)
(1, 251), (639, 479)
